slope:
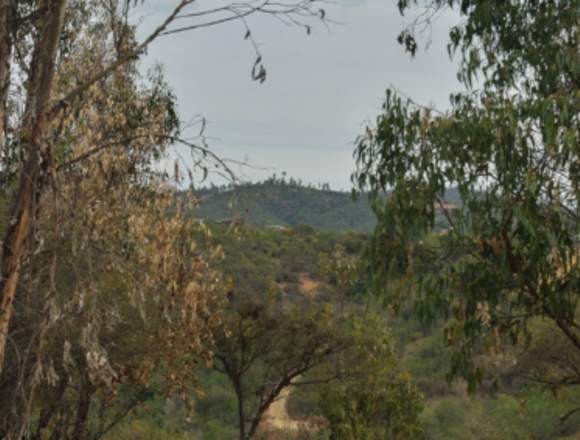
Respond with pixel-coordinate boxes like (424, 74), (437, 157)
(191, 181), (461, 233)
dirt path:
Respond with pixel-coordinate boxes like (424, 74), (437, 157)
(259, 378), (325, 437)
(257, 275), (326, 437)
(298, 273), (319, 299)
(261, 384), (303, 432)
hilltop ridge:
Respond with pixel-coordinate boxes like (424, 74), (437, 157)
(191, 178), (461, 233)
(192, 179), (376, 232)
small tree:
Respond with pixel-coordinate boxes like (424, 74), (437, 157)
(211, 290), (349, 440)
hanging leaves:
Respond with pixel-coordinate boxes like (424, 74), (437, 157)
(251, 55), (267, 83)
(354, 0), (580, 390)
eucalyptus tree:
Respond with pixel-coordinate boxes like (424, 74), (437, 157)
(0, 0), (328, 373)
(0, 0), (327, 438)
(354, 0), (579, 390)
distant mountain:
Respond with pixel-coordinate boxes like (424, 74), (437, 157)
(192, 182), (377, 232)
(190, 180), (461, 233)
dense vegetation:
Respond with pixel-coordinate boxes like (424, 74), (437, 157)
(94, 224), (421, 439)
(104, 223), (580, 439)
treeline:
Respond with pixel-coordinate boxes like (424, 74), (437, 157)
(191, 178), (379, 233)
(93, 224), (425, 439)
(197, 174), (337, 196)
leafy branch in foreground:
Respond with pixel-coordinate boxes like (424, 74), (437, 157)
(354, 0), (579, 391)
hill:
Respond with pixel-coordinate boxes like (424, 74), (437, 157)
(191, 179), (461, 233)
(193, 181), (376, 232)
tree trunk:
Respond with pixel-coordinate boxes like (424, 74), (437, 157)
(72, 378), (94, 440)
(33, 377), (68, 439)
(0, 0), (13, 147)
(0, 0), (67, 372)
(235, 379), (246, 440)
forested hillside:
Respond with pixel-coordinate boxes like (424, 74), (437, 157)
(192, 178), (377, 232)
(191, 177), (461, 233)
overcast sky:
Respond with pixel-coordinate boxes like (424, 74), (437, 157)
(138, 0), (461, 190)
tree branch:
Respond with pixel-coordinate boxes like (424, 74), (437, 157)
(47, 0), (195, 121)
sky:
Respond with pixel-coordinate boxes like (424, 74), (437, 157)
(138, 0), (462, 190)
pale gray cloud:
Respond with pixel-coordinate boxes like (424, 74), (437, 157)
(137, 0), (461, 189)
